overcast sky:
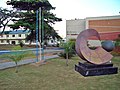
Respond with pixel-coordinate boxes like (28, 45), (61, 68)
(1, 0), (120, 38)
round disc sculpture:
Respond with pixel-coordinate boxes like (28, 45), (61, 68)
(75, 29), (113, 65)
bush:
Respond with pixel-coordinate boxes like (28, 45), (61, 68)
(59, 52), (74, 59)
(0, 46), (30, 73)
(112, 34), (120, 56)
(111, 46), (120, 56)
(19, 41), (24, 47)
(115, 39), (120, 47)
(59, 40), (75, 59)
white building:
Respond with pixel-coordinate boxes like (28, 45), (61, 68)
(47, 36), (58, 46)
(0, 30), (31, 45)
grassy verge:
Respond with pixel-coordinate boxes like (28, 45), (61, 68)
(0, 56), (120, 90)
(0, 45), (36, 50)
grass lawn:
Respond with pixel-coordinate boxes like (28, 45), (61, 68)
(0, 56), (120, 90)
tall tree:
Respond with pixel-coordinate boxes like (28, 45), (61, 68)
(0, 7), (17, 33)
(7, 0), (62, 43)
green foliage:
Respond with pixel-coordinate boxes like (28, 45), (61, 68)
(111, 34), (120, 56)
(59, 52), (74, 59)
(19, 40), (24, 47)
(59, 41), (75, 59)
(0, 46), (29, 73)
(12, 45), (22, 50)
(69, 39), (76, 52)
(7, 0), (62, 42)
(4, 51), (26, 63)
(115, 39), (120, 47)
(0, 7), (17, 33)
(114, 34), (120, 46)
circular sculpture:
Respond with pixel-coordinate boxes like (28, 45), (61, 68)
(102, 40), (115, 52)
(75, 29), (113, 65)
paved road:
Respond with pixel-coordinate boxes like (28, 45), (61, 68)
(0, 48), (63, 70)
(0, 48), (64, 55)
(0, 55), (59, 70)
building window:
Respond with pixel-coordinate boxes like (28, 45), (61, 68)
(12, 41), (16, 45)
(51, 40), (53, 43)
(6, 35), (9, 37)
(0, 35), (3, 37)
(25, 34), (28, 37)
(12, 35), (15, 37)
(25, 40), (28, 43)
(7, 40), (9, 43)
(18, 34), (21, 37)
(1, 40), (4, 43)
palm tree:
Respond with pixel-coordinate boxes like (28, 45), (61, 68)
(0, 46), (30, 73)
(63, 42), (73, 66)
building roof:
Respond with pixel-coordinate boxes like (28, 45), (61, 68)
(1, 30), (31, 34)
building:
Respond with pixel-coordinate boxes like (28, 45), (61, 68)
(0, 30), (31, 45)
(46, 36), (58, 46)
(66, 19), (85, 40)
(66, 15), (120, 46)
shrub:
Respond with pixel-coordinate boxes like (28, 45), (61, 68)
(59, 40), (76, 66)
(115, 39), (120, 47)
(0, 46), (30, 73)
(59, 52), (74, 59)
(19, 41), (24, 47)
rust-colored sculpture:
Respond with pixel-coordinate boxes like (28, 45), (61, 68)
(75, 29), (118, 76)
(75, 29), (113, 64)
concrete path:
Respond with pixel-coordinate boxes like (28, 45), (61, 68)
(0, 55), (59, 70)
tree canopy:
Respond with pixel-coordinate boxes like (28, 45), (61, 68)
(6, 0), (62, 43)
(0, 7), (17, 34)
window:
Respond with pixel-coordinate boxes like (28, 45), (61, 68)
(18, 34), (21, 37)
(51, 40), (53, 43)
(7, 40), (9, 43)
(12, 35), (15, 37)
(0, 35), (3, 37)
(12, 41), (16, 45)
(25, 34), (27, 37)
(1, 40), (4, 43)
(6, 35), (9, 37)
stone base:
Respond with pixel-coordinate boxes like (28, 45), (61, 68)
(75, 62), (118, 77)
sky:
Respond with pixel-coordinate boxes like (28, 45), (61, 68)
(0, 0), (120, 38)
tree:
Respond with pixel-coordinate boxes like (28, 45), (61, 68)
(0, 46), (31, 73)
(7, 0), (62, 44)
(59, 41), (74, 66)
(115, 34), (120, 47)
(0, 7), (17, 33)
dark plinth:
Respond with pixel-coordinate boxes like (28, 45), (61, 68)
(75, 62), (118, 77)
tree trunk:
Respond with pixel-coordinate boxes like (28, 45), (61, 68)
(1, 25), (6, 33)
(66, 52), (68, 66)
(15, 62), (18, 73)
(29, 41), (32, 45)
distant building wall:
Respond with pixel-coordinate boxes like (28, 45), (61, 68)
(86, 15), (120, 46)
(66, 15), (120, 46)
(86, 15), (120, 33)
(66, 19), (85, 41)
(0, 30), (30, 45)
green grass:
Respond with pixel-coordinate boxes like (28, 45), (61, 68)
(0, 45), (36, 50)
(0, 56), (120, 90)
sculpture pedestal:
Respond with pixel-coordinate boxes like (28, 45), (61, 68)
(75, 62), (118, 77)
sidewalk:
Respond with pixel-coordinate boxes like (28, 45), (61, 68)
(0, 55), (59, 70)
